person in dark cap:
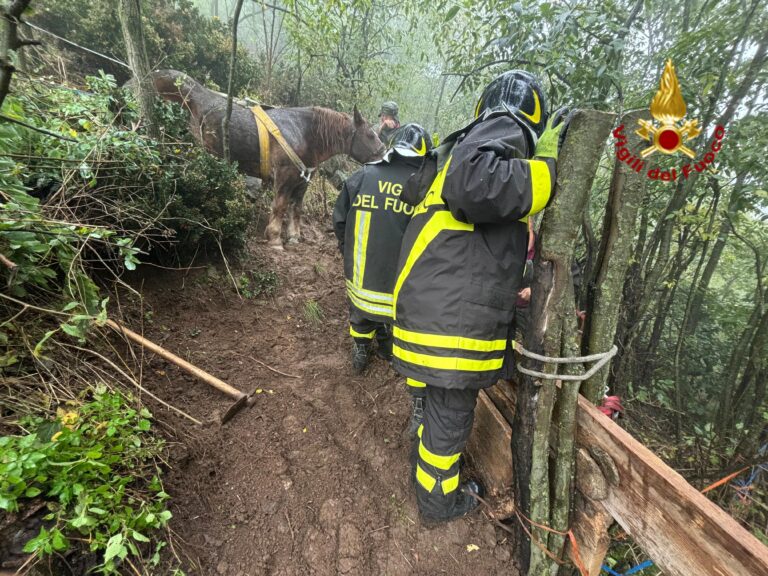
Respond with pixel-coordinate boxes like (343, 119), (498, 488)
(378, 101), (401, 145)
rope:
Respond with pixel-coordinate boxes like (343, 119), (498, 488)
(469, 491), (589, 576)
(25, 22), (130, 69)
(513, 341), (618, 381)
(601, 560), (654, 575)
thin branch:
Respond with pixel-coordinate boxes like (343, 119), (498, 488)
(0, 113), (78, 141)
(24, 21), (129, 68)
(0, 252), (17, 269)
(727, 213), (765, 305)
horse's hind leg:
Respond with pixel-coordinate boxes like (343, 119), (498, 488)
(265, 186), (290, 249)
(286, 179), (309, 244)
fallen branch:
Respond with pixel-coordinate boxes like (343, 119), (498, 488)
(248, 355), (300, 379)
(0, 252), (17, 269)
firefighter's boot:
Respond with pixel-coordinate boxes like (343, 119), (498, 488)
(415, 479), (483, 525)
(351, 341), (371, 373)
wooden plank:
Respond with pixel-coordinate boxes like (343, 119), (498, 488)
(467, 390), (513, 496)
(485, 379), (517, 423)
(569, 493), (612, 576)
(576, 394), (768, 576)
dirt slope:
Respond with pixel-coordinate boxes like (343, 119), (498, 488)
(130, 234), (519, 575)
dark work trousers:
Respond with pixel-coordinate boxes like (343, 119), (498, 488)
(415, 385), (479, 496)
(348, 304), (391, 349)
(406, 377), (427, 398)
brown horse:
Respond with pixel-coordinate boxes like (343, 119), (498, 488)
(150, 70), (384, 248)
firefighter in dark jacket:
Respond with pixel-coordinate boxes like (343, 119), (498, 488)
(333, 124), (433, 374)
(392, 70), (569, 523)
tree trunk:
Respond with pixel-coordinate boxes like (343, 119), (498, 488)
(222, 0), (245, 163)
(733, 309), (768, 460)
(717, 303), (763, 435)
(581, 109), (649, 403)
(685, 175), (746, 336)
(512, 110), (616, 575)
(118, 0), (158, 139)
(579, 200), (596, 312)
(0, 0), (34, 111)
(432, 74), (447, 135)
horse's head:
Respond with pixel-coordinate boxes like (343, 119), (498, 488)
(349, 106), (385, 163)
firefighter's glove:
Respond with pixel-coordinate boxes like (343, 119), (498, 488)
(534, 107), (571, 160)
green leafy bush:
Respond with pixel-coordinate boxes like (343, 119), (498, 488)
(1, 73), (251, 366)
(0, 388), (170, 574)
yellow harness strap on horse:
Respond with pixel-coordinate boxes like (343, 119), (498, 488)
(251, 105), (313, 182)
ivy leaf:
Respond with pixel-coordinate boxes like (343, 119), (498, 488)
(132, 530), (150, 543)
(60, 323), (84, 338)
(51, 529), (69, 552)
(103, 534), (125, 563)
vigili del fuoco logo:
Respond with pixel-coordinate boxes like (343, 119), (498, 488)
(613, 59), (725, 181)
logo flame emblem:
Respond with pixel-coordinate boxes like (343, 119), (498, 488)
(636, 59), (700, 158)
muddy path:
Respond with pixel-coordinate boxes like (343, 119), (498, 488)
(126, 233), (519, 575)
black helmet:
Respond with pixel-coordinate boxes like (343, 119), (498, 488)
(474, 70), (548, 143)
(391, 123), (432, 157)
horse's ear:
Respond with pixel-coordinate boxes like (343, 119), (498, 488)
(353, 105), (365, 126)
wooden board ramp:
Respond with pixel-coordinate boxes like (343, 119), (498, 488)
(465, 385), (768, 576)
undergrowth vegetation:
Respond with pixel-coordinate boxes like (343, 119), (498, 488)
(0, 72), (250, 372)
(0, 71), (253, 573)
(1, 388), (170, 574)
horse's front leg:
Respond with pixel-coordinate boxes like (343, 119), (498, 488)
(286, 179), (309, 244)
(265, 174), (290, 249)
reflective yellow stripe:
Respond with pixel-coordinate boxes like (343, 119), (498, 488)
(349, 326), (375, 339)
(441, 472), (460, 494)
(394, 326), (506, 353)
(352, 210), (372, 288)
(417, 424), (423, 438)
(406, 377), (426, 388)
(419, 441), (460, 471)
(416, 465), (459, 495)
(345, 280), (392, 303)
(348, 290), (394, 318)
(528, 160), (552, 216)
(392, 210), (473, 320)
(393, 344), (503, 372)
(416, 464), (436, 492)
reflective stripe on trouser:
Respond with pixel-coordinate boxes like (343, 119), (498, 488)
(415, 385), (479, 495)
(406, 377), (426, 398)
(349, 305), (389, 345)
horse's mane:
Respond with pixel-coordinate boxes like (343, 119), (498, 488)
(310, 107), (352, 151)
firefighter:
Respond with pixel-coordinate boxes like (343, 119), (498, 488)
(392, 70), (569, 523)
(333, 123), (433, 374)
(377, 101), (401, 145)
